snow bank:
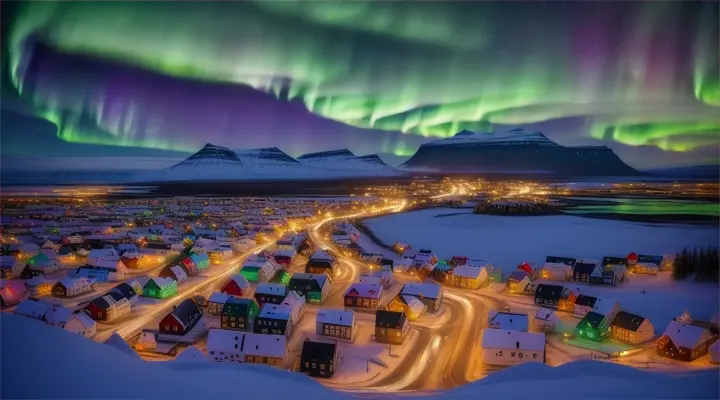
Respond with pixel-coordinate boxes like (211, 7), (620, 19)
(104, 332), (140, 359)
(2, 314), (718, 399)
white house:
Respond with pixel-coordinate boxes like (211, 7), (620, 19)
(88, 248), (120, 261)
(481, 329), (546, 366)
(14, 299), (52, 320)
(53, 277), (95, 298)
(316, 309), (356, 341)
(206, 329), (287, 366)
(533, 308), (559, 332)
(208, 292), (234, 316)
(488, 311), (529, 332)
(44, 306), (97, 338)
(281, 290), (306, 324)
(539, 263), (572, 281)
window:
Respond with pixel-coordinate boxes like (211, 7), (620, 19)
(320, 364), (325, 370)
(511, 352), (516, 357)
(532, 354), (537, 359)
(312, 362), (317, 368)
(498, 351), (503, 356)
(519, 352), (523, 359)
(172, 326), (178, 332)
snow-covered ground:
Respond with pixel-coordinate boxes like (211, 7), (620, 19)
(363, 208), (719, 338)
(363, 209), (719, 270)
(2, 314), (717, 399)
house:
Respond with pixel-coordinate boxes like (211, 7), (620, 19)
(208, 292), (234, 316)
(573, 294), (598, 317)
(143, 277), (178, 299)
(445, 265), (488, 289)
(158, 264), (188, 284)
(591, 298), (621, 321)
(344, 282), (383, 312)
(190, 253), (210, 270)
(240, 260), (275, 283)
(44, 305), (97, 338)
(180, 256), (199, 276)
(506, 269), (531, 294)
(0, 278), (25, 307)
(305, 250), (336, 275)
(281, 290), (306, 323)
(611, 311), (654, 344)
(540, 256), (575, 281)
(392, 242), (414, 257)
(488, 311), (529, 332)
(0, 256), (24, 279)
(385, 294), (426, 321)
(159, 298), (203, 336)
(118, 255), (141, 270)
(52, 277), (95, 298)
(572, 261), (604, 284)
(221, 297), (260, 332)
(222, 274), (251, 297)
(110, 282), (140, 305)
(632, 254), (663, 275)
(534, 284), (576, 312)
(360, 273), (394, 291)
(300, 341), (338, 378)
(316, 309), (356, 341)
(274, 249), (297, 266)
(533, 308), (558, 332)
(206, 329), (287, 367)
(25, 253), (62, 276)
(375, 310), (409, 345)
(254, 303), (292, 336)
(414, 249), (438, 266)
(657, 320), (717, 362)
(576, 311), (612, 341)
(25, 277), (53, 298)
(243, 334), (287, 367)
(14, 299), (52, 320)
(400, 283), (442, 313)
(254, 283), (288, 307)
(84, 292), (132, 322)
(602, 256), (628, 284)
(481, 329), (546, 366)
(288, 273), (330, 304)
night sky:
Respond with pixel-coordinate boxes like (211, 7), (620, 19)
(1, 1), (718, 170)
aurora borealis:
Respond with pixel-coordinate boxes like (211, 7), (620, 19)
(2, 1), (719, 168)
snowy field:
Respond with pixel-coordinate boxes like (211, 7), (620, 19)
(2, 314), (718, 399)
(363, 208), (719, 270)
(364, 208), (719, 341)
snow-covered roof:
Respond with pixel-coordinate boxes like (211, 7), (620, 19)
(14, 299), (52, 319)
(255, 283), (287, 296)
(534, 308), (558, 321)
(243, 334), (287, 358)
(663, 321), (715, 349)
(344, 282), (383, 298)
(209, 292), (233, 304)
(316, 309), (354, 327)
(44, 305), (75, 326)
(258, 304), (291, 321)
(401, 283), (441, 299)
(452, 265), (485, 279)
(482, 329), (546, 351)
(592, 298), (619, 316)
(488, 312), (529, 332)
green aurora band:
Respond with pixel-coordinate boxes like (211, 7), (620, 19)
(7, 1), (720, 155)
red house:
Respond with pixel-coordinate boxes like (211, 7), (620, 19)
(119, 256), (140, 269)
(222, 274), (250, 297)
(159, 298), (203, 335)
(181, 256), (198, 276)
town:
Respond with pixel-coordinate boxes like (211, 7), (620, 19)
(1, 179), (718, 391)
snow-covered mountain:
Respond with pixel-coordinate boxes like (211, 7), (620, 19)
(297, 149), (399, 173)
(130, 144), (404, 182)
(233, 147), (302, 169)
(401, 128), (640, 176)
